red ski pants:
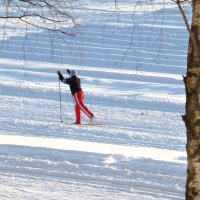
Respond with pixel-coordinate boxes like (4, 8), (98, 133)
(73, 91), (93, 124)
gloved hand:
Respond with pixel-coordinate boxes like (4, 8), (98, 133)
(57, 71), (61, 75)
(66, 69), (70, 74)
(57, 71), (63, 81)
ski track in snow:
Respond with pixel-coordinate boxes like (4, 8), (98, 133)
(0, 0), (189, 199)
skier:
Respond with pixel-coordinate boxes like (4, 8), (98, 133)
(57, 69), (94, 124)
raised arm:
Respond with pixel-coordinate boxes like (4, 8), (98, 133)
(57, 71), (70, 84)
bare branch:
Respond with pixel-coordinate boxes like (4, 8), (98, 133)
(0, 0), (78, 36)
(175, 0), (200, 59)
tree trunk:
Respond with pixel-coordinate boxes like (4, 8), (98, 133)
(185, 0), (200, 199)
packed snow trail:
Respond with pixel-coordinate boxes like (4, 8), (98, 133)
(0, 58), (186, 199)
(0, 142), (186, 200)
(0, 56), (186, 199)
(0, 134), (186, 164)
(0, 61), (185, 151)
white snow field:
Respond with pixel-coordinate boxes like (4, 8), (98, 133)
(0, 0), (190, 199)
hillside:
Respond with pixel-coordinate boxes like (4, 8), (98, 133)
(0, 0), (190, 199)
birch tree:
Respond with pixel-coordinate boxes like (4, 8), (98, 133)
(178, 0), (200, 199)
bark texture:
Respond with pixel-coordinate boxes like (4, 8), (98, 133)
(185, 0), (200, 199)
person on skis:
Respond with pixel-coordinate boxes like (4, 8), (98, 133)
(57, 69), (94, 124)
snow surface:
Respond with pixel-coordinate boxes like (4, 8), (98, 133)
(0, 0), (190, 199)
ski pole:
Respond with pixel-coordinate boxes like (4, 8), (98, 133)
(59, 78), (63, 123)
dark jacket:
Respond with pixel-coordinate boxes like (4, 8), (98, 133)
(58, 73), (82, 95)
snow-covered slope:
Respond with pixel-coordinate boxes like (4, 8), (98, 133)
(0, 0), (190, 199)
